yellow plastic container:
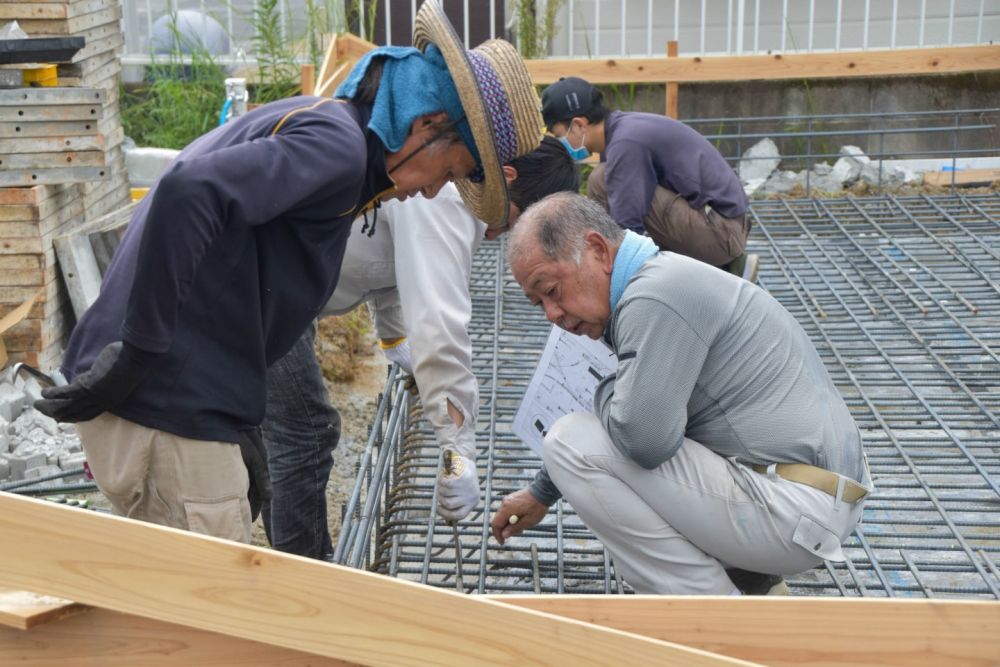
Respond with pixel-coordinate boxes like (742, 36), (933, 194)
(130, 187), (150, 202)
(22, 65), (57, 87)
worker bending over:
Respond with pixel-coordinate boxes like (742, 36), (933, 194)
(542, 76), (759, 282)
(263, 137), (578, 559)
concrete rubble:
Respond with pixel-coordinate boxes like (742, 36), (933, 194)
(737, 138), (978, 197)
(0, 368), (84, 488)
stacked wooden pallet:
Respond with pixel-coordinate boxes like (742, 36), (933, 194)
(0, 184), (79, 368)
(14, 0), (128, 221)
(0, 87), (106, 187)
(0, 0), (129, 368)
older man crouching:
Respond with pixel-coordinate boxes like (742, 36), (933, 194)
(491, 192), (871, 596)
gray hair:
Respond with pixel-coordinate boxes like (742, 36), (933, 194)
(507, 192), (625, 267)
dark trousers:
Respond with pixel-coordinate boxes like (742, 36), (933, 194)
(261, 321), (341, 559)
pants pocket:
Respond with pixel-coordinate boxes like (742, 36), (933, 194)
(184, 496), (248, 542)
(792, 514), (846, 562)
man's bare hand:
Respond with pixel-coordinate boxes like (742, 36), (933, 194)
(490, 487), (548, 545)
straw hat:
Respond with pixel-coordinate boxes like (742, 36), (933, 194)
(413, 0), (543, 228)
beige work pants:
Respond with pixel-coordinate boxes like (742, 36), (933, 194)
(543, 413), (869, 595)
(77, 413), (252, 543)
(588, 162), (750, 267)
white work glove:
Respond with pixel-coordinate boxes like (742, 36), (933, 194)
(437, 428), (479, 521)
(379, 337), (412, 374)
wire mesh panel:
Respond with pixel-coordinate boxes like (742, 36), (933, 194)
(336, 193), (1000, 600)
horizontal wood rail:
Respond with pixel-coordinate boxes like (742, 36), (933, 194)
(525, 45), (1000, 84)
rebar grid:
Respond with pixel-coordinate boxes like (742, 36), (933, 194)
(335, 193), (1000, 599)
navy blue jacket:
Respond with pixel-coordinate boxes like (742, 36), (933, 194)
(62, 96), (393, 442)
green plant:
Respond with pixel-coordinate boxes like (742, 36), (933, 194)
(121, 13), (226, 148)
(251, 0), (300, 103)
(513, 0), (565, 59)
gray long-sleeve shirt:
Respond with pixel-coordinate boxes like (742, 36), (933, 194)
(530, 252), (864, 505)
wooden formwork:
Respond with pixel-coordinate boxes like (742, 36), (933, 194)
(1, 492), (998, 666)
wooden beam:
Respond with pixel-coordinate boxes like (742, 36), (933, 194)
(665, 40), (679, 119)
(301, 63), (316, 97)
(525, 45), (1000, 84)
(923, 168), (1000, 187)
(0, 493), (757, 667)
(0, 606), (362, 667)
(495, 595), (1000, 667)
(0, 590), (86, 631)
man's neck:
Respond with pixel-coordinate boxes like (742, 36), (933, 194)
(585, 119), (607, 154)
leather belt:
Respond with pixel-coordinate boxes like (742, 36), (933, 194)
(752, 463), (868, 504)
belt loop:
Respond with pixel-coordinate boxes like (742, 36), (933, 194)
(766, 463), (778, 480)
(835, 476), (847, 504)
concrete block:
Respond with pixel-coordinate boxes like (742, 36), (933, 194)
(0, 458), (9, 481)
(24, 464), (63, 480)
(4, 455), (26, 481)
(58, 452), (87, 469)
(0, 432), (9, 454)
(125, 146), (180, 187)
(0, 383), (27, 423)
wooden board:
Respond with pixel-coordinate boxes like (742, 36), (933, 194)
(56, 57), (120, 88)
(0, 133), (104, 154)
(524, 45), (1000, 84)
(0, 165), (108, 187)
(17, 5), (122, 36)
(0, 119), (99, 139)
(923, 168), (1000, 187)
(0, 150), (105, 169)
(498, 595), (1000, 667)
(70, 20), (121, 63)
(0, 606), (363, 666)
(0, 492), (755, 667)
(0, 589), (85, 631)
(0, 104), (101, 122)
(56, 45), (119, 79)
(0, 0), (114, 21)
(0, 87), (103, 106)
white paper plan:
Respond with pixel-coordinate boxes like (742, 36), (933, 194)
(513, 325), (618, 458)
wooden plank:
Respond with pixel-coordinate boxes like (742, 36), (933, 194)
(0, 0), (113, 21)
(301, 63), (316, 96)
(57, 57), (120, 88)
(524, 45), (1000, 84)
(923, 168), (1000, 187)
(56, 45), (119, 79)
(0, 492), (756, 667)
(0, 120), (99, 139)
(497, 596), (1000, 667)
(665, 40), (679, 119)
(0, 87), (103, 106)
(0, 104), (101, 122)
(70, 21), (121, 63)
(53, 230), (102, 316)
(0, 150), (105, 170)
(0, 590), (85, 631)
(0, 165), (108, 187)
(17, 5), (122, 36)
(0, 606), (362, 666)
(0, 133), (104, 154)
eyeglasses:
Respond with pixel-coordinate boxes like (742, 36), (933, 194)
(388, 115), (467, 175)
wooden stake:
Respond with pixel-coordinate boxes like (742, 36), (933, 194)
(666, 40), (679, 119)
(301, 64), (316, 97)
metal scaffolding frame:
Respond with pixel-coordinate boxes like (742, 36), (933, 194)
(335, 192), (1000, 599)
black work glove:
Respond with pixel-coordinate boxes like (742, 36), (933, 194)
(34, 341), (155, 423)
(237, 427), (272, 522)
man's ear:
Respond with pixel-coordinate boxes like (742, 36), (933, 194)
(502, 165), (518, 184)
(584, 230), (614, 272)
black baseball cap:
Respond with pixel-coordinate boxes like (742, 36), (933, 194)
(541, 77), (595, 129)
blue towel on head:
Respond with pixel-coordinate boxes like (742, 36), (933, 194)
(336, 45), (480, 169)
